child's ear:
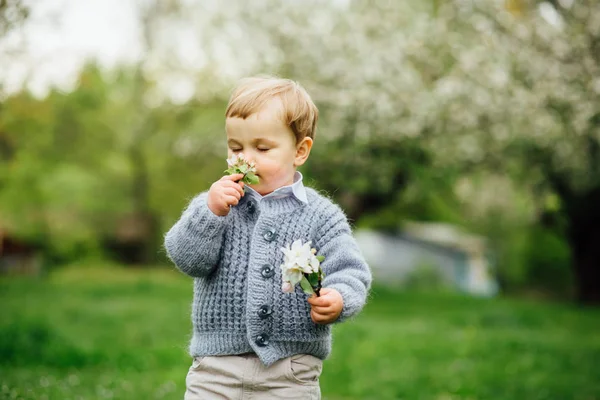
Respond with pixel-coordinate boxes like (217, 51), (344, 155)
(294, 137), (313, 167)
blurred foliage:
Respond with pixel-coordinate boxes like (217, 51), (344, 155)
(2, 0), (597, 299)
(489, 222), (574, 298)
(402, 262), (453, 292)
(0, 61), (577, 296)
(0, 0), (28, 37)
(0, 64), (226, 265)
(524, 226), (572, 295)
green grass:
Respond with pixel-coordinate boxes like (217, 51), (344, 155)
(1, 266), (599, 400)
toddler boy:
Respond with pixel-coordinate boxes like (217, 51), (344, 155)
(164, 76), (371, 399)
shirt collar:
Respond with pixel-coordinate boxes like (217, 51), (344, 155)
(244, 171), (308, 204)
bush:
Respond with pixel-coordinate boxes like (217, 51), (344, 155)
(492, 225), (573, 298)
(524, 227), (573, 296)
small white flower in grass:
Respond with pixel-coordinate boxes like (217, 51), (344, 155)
(280, 239), (325, 296)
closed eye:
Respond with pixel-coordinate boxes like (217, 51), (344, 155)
(257, 148), (270, 152)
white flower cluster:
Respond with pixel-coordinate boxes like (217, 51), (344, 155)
(226, 153), (256, 173)
(225, 153), (259, 185)
(280, 240), (321, 293)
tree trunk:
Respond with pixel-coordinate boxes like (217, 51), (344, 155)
(566, 188), (600, 305)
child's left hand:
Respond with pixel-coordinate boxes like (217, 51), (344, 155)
(307, 288), (344, 324)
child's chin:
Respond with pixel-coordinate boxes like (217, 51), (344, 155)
(252, 184), (272, 196)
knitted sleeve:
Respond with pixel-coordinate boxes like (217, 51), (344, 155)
(314, 201), (372, 323)
(164, 192), (228, 277)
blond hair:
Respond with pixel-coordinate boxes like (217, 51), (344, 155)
(225, 76), (319, 142)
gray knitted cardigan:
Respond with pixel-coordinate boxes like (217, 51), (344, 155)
(164, 187), (371, 366)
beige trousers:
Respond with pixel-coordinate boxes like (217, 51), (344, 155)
(184, 353), (322, 400)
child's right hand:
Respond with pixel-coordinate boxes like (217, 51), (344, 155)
(207, 174), (245, 216)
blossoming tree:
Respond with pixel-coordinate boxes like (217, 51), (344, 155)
(195, 0), (600, 302)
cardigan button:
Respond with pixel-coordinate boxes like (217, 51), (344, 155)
(261, 264), (275, 279)
(246, 200), (256, 215)
(257, 305), (273, 319)
(255, 333), (270, 347)
(263, 229), (278, 242)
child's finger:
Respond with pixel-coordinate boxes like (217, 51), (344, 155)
(310, 305), (332, 315)
(311, 310), (331, 324)
(318, 288), (337, 297)
(307, 295), (330, 307)
(221, 173), (244, 182)
(224, 195), (240, 207)
(223, 187), (242, 199)
(223, 181), (245, 196)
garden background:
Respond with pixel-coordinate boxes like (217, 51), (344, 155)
(1, 0), (599, 399)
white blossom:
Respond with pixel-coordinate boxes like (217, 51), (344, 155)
(226, 153), (256, 172)
(225, 153), (259, 184)
(280, 240), (322, 290)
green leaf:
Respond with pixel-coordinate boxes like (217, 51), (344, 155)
(316, 255), (325, 262)
(307, 272), (319, 287)
(300, 276), (315, 295)
(244, 172), (260, 185)
(239, 164), (248, 174)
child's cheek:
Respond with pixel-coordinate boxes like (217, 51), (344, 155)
(260, 159), (277, 174)
(271, 163), (289, 179)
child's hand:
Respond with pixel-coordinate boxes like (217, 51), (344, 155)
(207, 174), (245, 216)
(307, 288), (344, 324)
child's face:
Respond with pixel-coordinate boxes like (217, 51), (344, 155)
(225, 99), (311, 196)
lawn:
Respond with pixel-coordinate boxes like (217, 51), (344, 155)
(1, 265), (599, 400)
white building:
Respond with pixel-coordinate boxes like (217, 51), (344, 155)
(354, 222), (498, 296)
